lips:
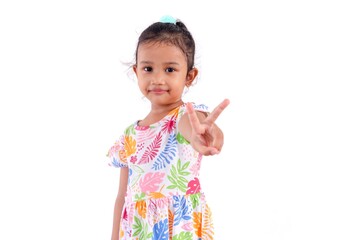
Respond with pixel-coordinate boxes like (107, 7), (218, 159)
(148, 88), (168, 94)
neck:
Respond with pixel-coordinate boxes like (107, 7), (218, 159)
(139, 100), (184, 126)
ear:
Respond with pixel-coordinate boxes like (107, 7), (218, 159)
(185, 67), (198, 87)
(132, 65), (138, 75)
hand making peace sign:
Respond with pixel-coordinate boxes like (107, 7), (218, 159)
(185, 99), (230, 156)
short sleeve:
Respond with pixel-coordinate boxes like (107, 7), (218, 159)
(178, 102), (209, 118)
(176, 102), (209, 130)
(191, 103), (209, 113)
(106, 135), (128, 168)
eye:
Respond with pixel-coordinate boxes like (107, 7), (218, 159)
(144, 67), (152, 72)
(165, 67), (175, 73)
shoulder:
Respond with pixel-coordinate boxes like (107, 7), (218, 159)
(177, 102), (209, 128)
(122, 121), (138, 135)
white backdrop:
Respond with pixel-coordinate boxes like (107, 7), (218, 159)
(1, 0), (359, 239)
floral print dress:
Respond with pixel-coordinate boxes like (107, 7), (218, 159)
(107, 103), (214, 240)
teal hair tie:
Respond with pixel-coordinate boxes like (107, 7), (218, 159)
(160, 15), (177, 24)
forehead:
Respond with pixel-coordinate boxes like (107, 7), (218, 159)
(137, 42), (186, 63)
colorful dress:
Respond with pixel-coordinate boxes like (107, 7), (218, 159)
(107, 103), (214, 240)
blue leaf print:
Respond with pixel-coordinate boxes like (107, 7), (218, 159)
(193, 103), (208, 111)
(152, 219), (169, 240)
(152, 133), (177, 170)
(110, 157), (127, 168)
(173, 196), (191, 226)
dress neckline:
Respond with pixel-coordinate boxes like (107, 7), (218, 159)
(134, 104), (184, 131)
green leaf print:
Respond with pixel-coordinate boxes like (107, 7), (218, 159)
(180, 161), (190, 172)
(166, 159), (191, 193)
(173, 232), (193, 240)
(190, 192), (200, 209)
(176, 133), (189, 144)
(131, 166), (144, 187)
(124, 125), (136, 135)
(132, 216), (153, 240)
(133, 216), (142, 236)
(146, 232), (153, 239)
(135, 192), (146, 201)
(133, 165), (145, 174)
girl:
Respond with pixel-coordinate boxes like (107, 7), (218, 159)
(107, 16), (230, 240)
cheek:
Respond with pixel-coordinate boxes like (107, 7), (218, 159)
(137, 81), (144, 89)
(137, 80), (148, 93)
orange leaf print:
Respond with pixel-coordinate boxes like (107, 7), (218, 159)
(124, 136), (136, 158)
(168, 209), (174, 240)
(168, 107), (179, 118)
(135, 200), (147, 219)
(193, 212), (202, 238)
(148, 192), (166, 199)
(202, 204), (214, 240)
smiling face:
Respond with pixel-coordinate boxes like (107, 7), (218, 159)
(133, 42), (197, 108)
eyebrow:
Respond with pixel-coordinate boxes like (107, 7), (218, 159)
(139, 61), (180, 66)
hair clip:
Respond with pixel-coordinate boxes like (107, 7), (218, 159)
(160, 15), (177, 24)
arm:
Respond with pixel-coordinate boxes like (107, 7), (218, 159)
(111, 167), (129, 240)
(178, 99), (230, 156)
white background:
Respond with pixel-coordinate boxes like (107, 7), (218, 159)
(1, 0), (359, 239)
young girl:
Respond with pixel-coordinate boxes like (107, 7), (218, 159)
(107, 16), (230, 240)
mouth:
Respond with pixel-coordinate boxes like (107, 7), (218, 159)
(148, 89), (168, 94)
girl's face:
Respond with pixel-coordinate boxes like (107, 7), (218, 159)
(133, 42), (197, 107)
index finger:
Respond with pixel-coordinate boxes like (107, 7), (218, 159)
(186, 102), (202, 133)
(205, 99), (230, 124)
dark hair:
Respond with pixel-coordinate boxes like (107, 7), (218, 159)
(135, 20), (196, 72)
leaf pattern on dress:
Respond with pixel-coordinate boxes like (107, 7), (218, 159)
(202, 204), (214, 240)
(135, 200), (147, 219)
(137, 127), (157, 143)
(186, 177), (201, 195)
(189, 154), (201, 175)
(139, 172), (165, 193)
(189, 193), (200, 209)
(173, 195), (191, 226)
(162, 115), (176, 134)
(124, 124), (136, 136)
(148, 191), (166, 199)
(167, 159), (191, 193)
(152, 219), (169, 240)
(168, 209), (174, 239)
(176, 132), (190, 144)
(108, 157), (124, 168)
(124, 135), (136, 158)
(152, 133), (177, 170)
(193, 212), (202, 238)
(133, 216), (153, 240)
(133, 216), (147, 238)
(181, 222), (193, 231)
(172, 232), (193, 240)
(138, 132), (162, 164)
(131, 166), (145, 187)
(106, 139), (121, 157)
(135, 192), (146, 201)
(193, 103), (208, 111)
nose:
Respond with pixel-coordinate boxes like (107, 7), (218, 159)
(150, 70), (165, 85)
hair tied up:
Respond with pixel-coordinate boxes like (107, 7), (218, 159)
(159, 15), (177, 25)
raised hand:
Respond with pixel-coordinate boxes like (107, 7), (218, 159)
(186, 99), (230, 156)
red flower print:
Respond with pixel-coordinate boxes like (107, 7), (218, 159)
(130, 156), (137, 164)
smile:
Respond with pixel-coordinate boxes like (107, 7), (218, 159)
(149, 89), (168, 94)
